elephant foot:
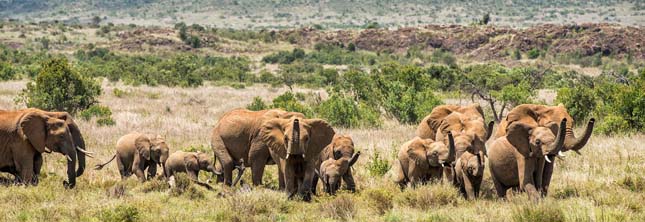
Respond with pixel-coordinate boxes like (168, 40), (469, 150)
(63, 180), (75, 189)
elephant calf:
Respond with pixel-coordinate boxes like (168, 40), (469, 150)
(452, 151), (484, 199)
(395, 133), (455, 189)
(95, 133), (170, 182)
(312, 135), (360, 195)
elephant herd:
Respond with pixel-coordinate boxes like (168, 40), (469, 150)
(0, 103), (594, 201)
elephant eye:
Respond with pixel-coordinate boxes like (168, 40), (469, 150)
(535, 139), (542, 146)
(432, 151), (438, 156)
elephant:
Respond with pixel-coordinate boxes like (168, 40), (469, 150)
(488, 117), (567, 200)
(452, 151), (484, 199)
(394, 133), (455, 189)
(492, 104), (595, 195)
(416, 103), (489, 141)
(95, 132), (170, 182)
(164, 151), (219, 180)
(210, 108), (304, 187)
(260, 117), (335, 201)
(0, 109), (81, 188)
(312, 135), (360, 195)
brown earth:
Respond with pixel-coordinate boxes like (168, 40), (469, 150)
(279, 23), (645, 61)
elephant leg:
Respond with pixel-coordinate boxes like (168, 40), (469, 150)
(311, 173), (319, 195)
(342, 169), (357, 192)
(270, 151), (286, 190)
(491, 171), (507, 198)
(187, 170), (199, 180)
(518, 159), (538, 200)
(249, 142), (270, 186)
(116, 156), (129, 179)
(147, 162), (157, 180)
(32, 153), (43, 186)
(132, 155), (146, 182)
(250, 157), (267, 187)
(15, 156), (35, 185)
(541, 160), (554, 197)
(299, 161), (316, 201)
(212, 137), (234, 186)
(474, 176), (482, 198)
(462, 174), (476, 199)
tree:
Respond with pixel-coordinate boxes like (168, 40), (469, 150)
(17, 57), (101, 114)
(91, 16), (102, 27)
(481, 13), (491, 25)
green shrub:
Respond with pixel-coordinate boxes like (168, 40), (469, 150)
(556, 86), (596, 122)
(0, 61), (17, 80)
(619, 176), (645, 192)
(112, 88), (129, 98)
(99, 204), (140, 222)
(79, 104), (112, 120)
(367, 151), (390, 177)
(270, 91), (313, 117)
(247, 97), (268, 111)
(316, 94), (381, 128)
(96, 117), (116, 126)
(16, 57), (101, 114)
(527, 48), (541, 59)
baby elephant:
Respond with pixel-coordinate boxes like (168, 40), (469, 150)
(95, 133), (170, 182)
(165, 151), (221, 180)
(452, 152), (484, 199)
(312, 135), (360, 195)
(395, 133), (455, 189)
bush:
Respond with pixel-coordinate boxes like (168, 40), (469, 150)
(556, 85), (596, 122)
(367, 151), (390, 177)
(79, 104), (112, 120)
(99, 205), (140, 222)
(0, 61), (17, 80)
(595, 114), (631, 135)
(16, 57), (101, 114)
(316, 94), (381, 128)
(527, 48), (541, 59)
(246, 97), (267, 111)
(270, 91), (313, 117)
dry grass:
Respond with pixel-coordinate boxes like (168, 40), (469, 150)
(0, 80), (643, 221)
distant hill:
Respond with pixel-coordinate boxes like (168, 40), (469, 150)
(1, 0), (644, 29)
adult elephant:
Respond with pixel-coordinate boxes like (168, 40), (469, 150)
(488, 114), (567, 200)
(493, 104), (595, 195)
(210, 109), (305, 187)
(260, 117), (335, 201)
(0, 109), (80, 188)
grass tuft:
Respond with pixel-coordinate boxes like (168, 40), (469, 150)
(396, 183), (460, 209)
(320, 193), (356, 220)
(511, 202), (565, 222)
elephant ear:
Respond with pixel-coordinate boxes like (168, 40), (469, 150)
(19, 111), (50, 154)
(427, 105), (458, 131)
(506, 122), (534, 157)
(407, 139), (429, 166)
(260, 118), (288, 159)
(135, 135), (152, 161)
(184, 153), (199, 171)
(305, 119), (335, 160)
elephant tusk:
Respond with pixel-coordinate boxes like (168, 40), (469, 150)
(545, 155), (552, 163)
(574, 150), (582, 155)
(286, 154), (290, 159)
(558, 151), (566, 157)
(302, 154), (306, 158)
(44, 148), (53, 153)
(76, 147), (95, 158)
(66, 155), (73, 161)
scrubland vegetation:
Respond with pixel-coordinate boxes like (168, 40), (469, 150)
(0, 8), (644, 221)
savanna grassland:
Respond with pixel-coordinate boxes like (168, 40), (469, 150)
(2, 1), (645, 221)
(0, 79), (643, 222)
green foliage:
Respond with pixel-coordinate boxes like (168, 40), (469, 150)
(555, 86), (596, 122)
(364, 188), (395, 215)
(527, 48), (541, 59)
(79, 104), (112, 120)
(99, 204), (140, 222)
(0, 61), (18, 80)
(316, 93), (381, 128)
(367, 151), (390, 177)
(619, 176), (645, 192)
(246, 96), (267, 111)
(17, 57), (101, 114)
(270, 91), (313, 117)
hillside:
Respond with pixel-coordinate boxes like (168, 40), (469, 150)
(2, 0), (644, 28)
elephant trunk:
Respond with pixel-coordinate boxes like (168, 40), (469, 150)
(74, 139), (86, 177)
(563, 118), (595, 153)
(484, 121), (495, 141)
(447, 132), (456, 163)
(348, 151), (361, 167)
(287, 119), (302, 159)
(546, 119), (568, 162)
(62, 141), (78, 189)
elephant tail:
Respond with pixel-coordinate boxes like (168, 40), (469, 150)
(94, 154), (116, 170)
